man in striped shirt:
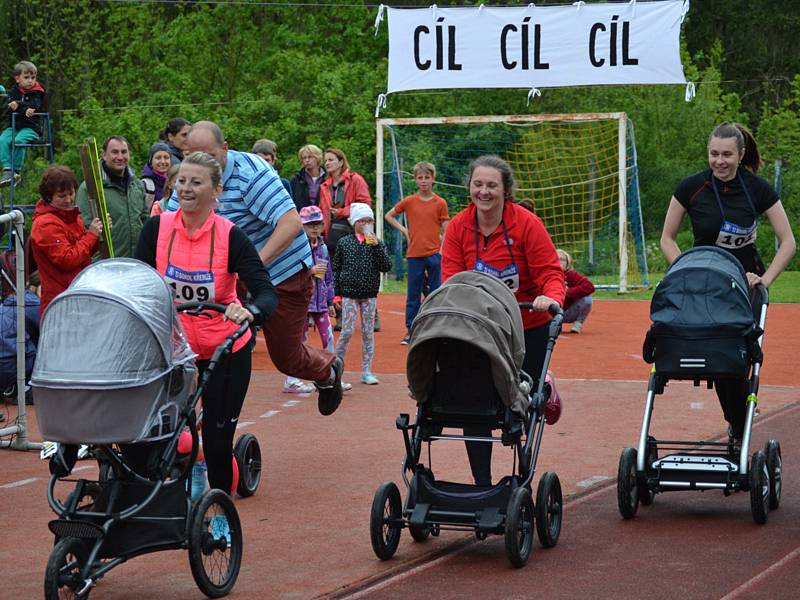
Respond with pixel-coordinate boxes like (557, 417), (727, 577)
(175, 121), (344, 415)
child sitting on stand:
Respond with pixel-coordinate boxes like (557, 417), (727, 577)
(557, 249), (595, 333)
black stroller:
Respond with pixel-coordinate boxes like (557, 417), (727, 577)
(34, 259), (259, 599)
(617, 246), (781, 524)
(369, 271), (564, 567)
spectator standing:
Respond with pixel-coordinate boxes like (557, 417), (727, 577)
(141, 142), (172, 210)
(158, 117), (191, 165)
(1, 61), (45, 186)
(150, 164), (180, 216)
(332, 203), (392, 385)
(385, 161), (450, 344)
(556, 249), (595, 333)
(0, 252), (39, 402)
(173, 121), (344, 415)
(75, 136), (148, 258)
(30, 166), (103, 315)
(289, 144), (326, 211)
(252, 138), (293, 198)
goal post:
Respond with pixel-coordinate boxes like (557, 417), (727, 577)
(375, 113), (650, 292)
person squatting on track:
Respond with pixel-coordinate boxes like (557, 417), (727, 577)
(660, 122), (796, 442)
(167, 121), (345, 415)
(441, 155), (565, 486)
(135, 152), (278, 494)
(332, 203), (392, 386)
(556, 248), (595, 334)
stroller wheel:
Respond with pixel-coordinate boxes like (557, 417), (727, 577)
(617, 448), (640, 519)
(505, 487), (534, 568)
(535, 472), (562, 548)
(44, 537), (90, 600)
(188, 489), (243, 597)
(409, 523), (431, 543)
(233, 433), (262, 498)
(639, 439), (657, 507)
(370, 482), (402, 560)
(749, 450), (770, 525)
(764, 440), (782, 510)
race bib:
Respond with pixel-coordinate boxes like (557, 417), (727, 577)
(716, 220), (757, 250)
(474, 260), (520, 292)
(165, 263), (215, 303)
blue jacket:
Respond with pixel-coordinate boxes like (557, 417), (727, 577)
(0, 291), (40, 385)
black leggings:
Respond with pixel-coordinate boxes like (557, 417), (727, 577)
(198, 341), (253, 493)
(464, 322), (550, 486)
(715, 378), (749, 439)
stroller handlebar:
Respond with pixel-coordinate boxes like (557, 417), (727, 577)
(518, 302), (563, 317)
(176, 301), (253, 342)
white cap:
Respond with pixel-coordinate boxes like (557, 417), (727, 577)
(348, 202), (374, 226)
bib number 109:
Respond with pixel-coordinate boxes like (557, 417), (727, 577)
(169, 281), (211, 302)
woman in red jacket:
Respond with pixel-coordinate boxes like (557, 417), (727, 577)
(318, 148), (372, 258)
(557, 248), (595, 334)
(30, 165), (103, 315)
(441, 155), (565, 486)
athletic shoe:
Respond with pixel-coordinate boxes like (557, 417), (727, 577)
(570, 321), (583, 334)
(361, 373), (380, 385)
(282, 380), (315, 394)
(0, 170), (12, 187)
(210, 514), (231, 546)
(400, 334), (410, 345)
(341, 382), (353, 392)
(316, 356), (343, 415)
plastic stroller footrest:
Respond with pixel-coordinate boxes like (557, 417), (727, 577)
(409, 502), (430, 527)
(476, 507), (503, 532)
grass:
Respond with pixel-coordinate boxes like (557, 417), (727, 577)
(383, 271), (800, 303)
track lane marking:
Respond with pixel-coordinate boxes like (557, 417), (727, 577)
(718, 546), (800, 599)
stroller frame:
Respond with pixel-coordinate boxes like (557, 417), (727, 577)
(619, 285), (783, 524)
(44, 302), (252, 599)
(371, 307), (564, 567)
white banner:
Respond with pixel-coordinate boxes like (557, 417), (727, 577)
(386, 1), (688, 94)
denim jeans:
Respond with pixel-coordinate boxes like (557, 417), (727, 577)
(405, 253), (442, 331)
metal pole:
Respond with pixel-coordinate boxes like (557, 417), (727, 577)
(617, 114), (629, 293)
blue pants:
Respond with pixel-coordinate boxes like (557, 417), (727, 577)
(0, 128), (39, 172)
(406, 253), (442, 331)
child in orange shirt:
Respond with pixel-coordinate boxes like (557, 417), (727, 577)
(385, 162), (450, 345)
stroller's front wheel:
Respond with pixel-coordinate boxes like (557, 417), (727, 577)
(370, 482), (402, 560)
(44, 537), (90, 600)
(617, 448), (640, 519)
(233, 433), (262, 498)
(188, 489), (243, 597)
(535, 472), (562, 548)
(764, 440), (782, 510)
(505, 486), (535, 568)
(749, 450), (770, 525)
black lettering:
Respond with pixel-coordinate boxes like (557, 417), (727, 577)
(436, 17), (444, 70)
(622, 21), (638, 65)
(182, 285), (193, 300)
(197, 287), (209, 302)
(533, 23), (549, 69)
(448, 25), (462, 70)
(414, 26), (431, 70)
(589, 23), (605, 67)
(501, 24), (517, 69)
(521, 18), (530, 70)
(610, 15), (618, 66)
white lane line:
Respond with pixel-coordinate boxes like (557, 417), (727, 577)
(260, 410), (280, 419)
(282, 400), (301, 407)
(690, 402), (705, 409)
(718, 546), (800, 600)
(236, 421), (255, 430)
(576, 475), (611, 488)
(0, 477), (38, 489)
(73, 466), (94, 472)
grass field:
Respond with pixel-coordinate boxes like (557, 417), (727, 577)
(383, 271), (800, 303)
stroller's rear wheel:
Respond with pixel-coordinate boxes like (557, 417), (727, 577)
(408, 523), (431, 543)
(617, 448), (640, 519)
(505, 486), (534, 568)
(535, 472), (562, 548)
(44, 537), (90, 600)
(764, 440), (782, 510)
(749, 450), (770, 525)
(370, 482), (402, 560)
(188, 489), (243, 597)
(233, 433), (262, 498)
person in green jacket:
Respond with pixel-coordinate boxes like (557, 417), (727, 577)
(75, 135), (148, 258)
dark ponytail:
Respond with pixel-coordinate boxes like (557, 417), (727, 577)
(159, 117), (191, 142)
(709, 122), (762, 174)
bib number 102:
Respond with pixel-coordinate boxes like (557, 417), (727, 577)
(169, 281), (211, 302)
(719, 233), (754, 247)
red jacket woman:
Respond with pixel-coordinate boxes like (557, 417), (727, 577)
(30, 166), (103, 315)
(318, 148), (371, 256)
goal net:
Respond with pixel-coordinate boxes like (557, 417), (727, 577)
(376, 113), (649, 292)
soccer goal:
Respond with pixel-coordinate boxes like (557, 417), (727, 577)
(375, 113), (649, 292)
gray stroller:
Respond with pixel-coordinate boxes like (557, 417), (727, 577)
(369, 271), (564, 568)
(34, 259), (256, 599)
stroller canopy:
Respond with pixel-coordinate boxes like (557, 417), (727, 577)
(32, 259), (195, 389)
(650, 246), (754, 335)
(407, 271), (528, 416)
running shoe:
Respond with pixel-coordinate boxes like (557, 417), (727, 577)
(361, 373), (380, 385)
(341, 382), (353, 392)
(400, 334), (410, 345)
(316, 357), (344, 415)
(282, 380), (315, 394)
(210, 514), (231, 545)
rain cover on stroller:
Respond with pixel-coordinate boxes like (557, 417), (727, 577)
(643, 246), (760, 377)
(407, 271), (529, 417)
(32, 259), (197, 444)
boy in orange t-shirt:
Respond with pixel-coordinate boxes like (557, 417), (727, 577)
(385, 162), (450, 344)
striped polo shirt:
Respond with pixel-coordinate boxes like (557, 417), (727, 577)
(167, 150), (311, 285)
